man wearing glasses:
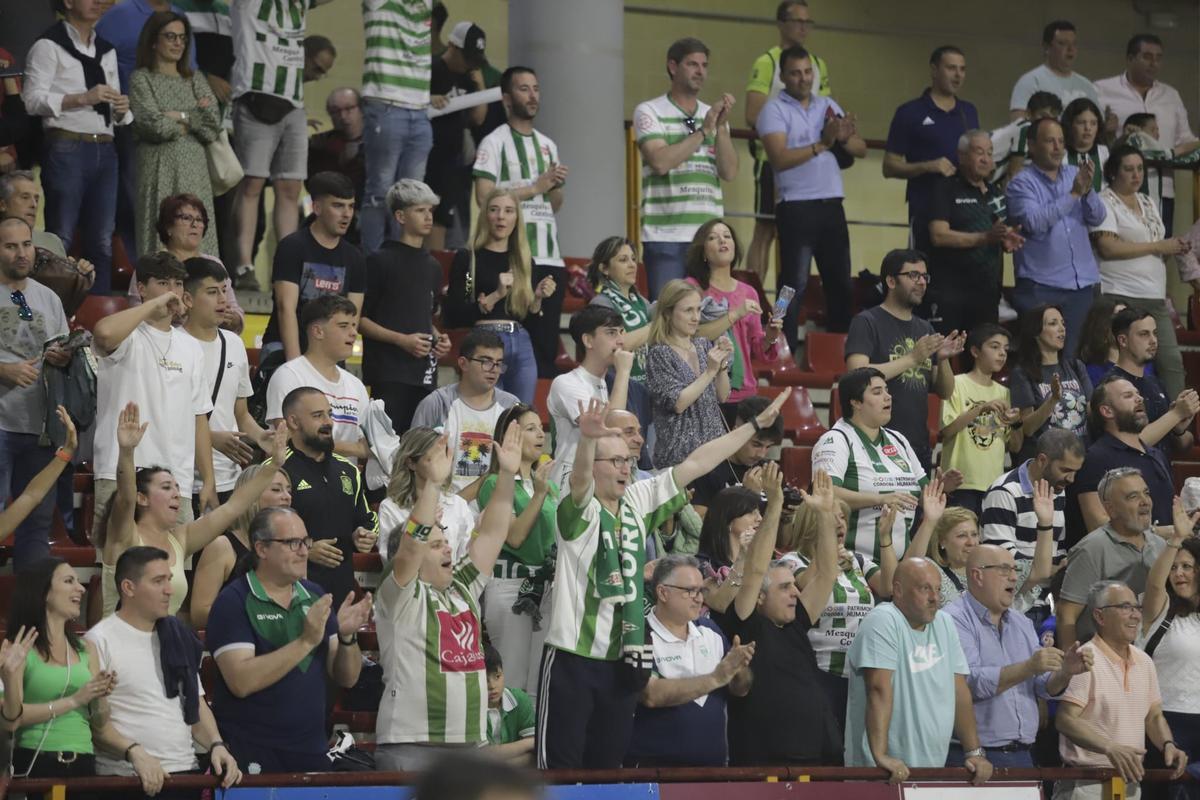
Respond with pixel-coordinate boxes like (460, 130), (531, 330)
(633, 37), (738, 299)
(308, 88), (366, 218)
(625, 554), (754, 767)
(945, 543), (1093, 768)
(845, 249), (965, 470)
(207, 506), (372, 774)
(412, 328), (519, 492)
(0, 216), (70, 568)
(1055, 579), (1188, 798)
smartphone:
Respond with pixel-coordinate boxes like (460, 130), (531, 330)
(771, 286), (796, 321)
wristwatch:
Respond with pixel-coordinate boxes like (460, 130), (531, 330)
(963, 747), (986, 759)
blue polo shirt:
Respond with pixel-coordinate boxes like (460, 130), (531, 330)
(206, 573), (338, 755)
(885, 89), (980, 220)
(755, 91), (846, 202)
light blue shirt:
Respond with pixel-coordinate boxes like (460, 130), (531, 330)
(755, 91), (846, 202)
(1006, 163), (1108, 290)
(845, 603), (969, 768)
(946, 591), (1056, 747)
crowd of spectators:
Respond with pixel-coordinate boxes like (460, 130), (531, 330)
(2, 1), (1200, 798)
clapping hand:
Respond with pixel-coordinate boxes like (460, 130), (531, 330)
(1071, 159), (1095, 197)
(0, 626), (38, 689)
(300, 595), (333, 647)
(911, 333), (942, 365)
(1060, 641), (1093, 676)
(531, 457), (554, 495)
(336, 590), (373, 638)
(707, 337), (734, 374)
(535, 275), (557, 299)
(936, 330), (967, 360)
(938, 467), (964, 495)
(713, 635), (755, 684)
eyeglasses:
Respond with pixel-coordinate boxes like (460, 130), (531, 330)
(660, 584), (705, 599)
(595, 456), (639, 470)
(10, 290), (32, 322)
(264, 537), (312, 552)
(896, 271), (931, 284)
(466, 356), (507, 374)
(682, 116), (698, 134)
(175, 213), (204, 226)
(160, 31), (187, 43)
(978, 564), (1018, 576)
(1099, 602), (1143, 614)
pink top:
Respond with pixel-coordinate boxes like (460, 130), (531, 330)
(687, 278), (780, 403)
(1058, 636), (1161, 768)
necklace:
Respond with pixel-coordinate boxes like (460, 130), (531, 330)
(143, 326), (175, 370)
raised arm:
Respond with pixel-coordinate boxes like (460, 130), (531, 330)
(0, 407), (75, 538)
(796, 470), (840, 623)
(189, 535), (235, 630)
(1142, 389), (1200, 448)
(468, 422), (520, 575)
(903, 476), (946, 561)
(390, 435), (453, 588)
(93, 292), (178, 356)
(103, 402), (149, 558)
(732, 463), (785, 621)
(570, 399), (624, 505)
(1143, 497), (1194, 633)
(672, 389), (790, 488)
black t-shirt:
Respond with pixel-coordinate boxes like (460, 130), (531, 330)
(262, 228), (366, 352)
(717, 606), (842, 766)
(1065, 433), (1174, 549)
(928, 174), (1006, 292)
(845, 305), (937, 463)
(443, 248), (529, 327)
(428, 57), (478, 165)
(361, 241), (441, 388)
(691, 461), (750, 508)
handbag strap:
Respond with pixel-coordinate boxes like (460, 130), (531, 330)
(207, 331), (227, 419)
(1144, 607), (1176, 658)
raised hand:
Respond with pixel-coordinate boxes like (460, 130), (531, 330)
(921, 475), (946, 521)
(0, 626), (37, 688)
(116, 402), (148, 450)
(336, 590), (373, 638)
(755, 388), (791, 429)
(877, 502), (898, 542)
(1032, 479), (1055, 529)
(495, 418), (523, 474)
(424, 434), (454, 486)
(300, 594), (333, 648)
(761, 461), (784, 504)
(800, 468), (835, 514)
(741, 464), (765, 494)
(56, 405), (78, 454)
(266, 421), (288, 465)
(577, 399), (622, 440)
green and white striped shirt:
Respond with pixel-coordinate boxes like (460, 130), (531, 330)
(230, 0), (311, 106)
(473, 124), (564, 265)
(374, 559), (489, 744)
(361, 0), (432, 109)
(545, 470), (686, 660)
(633, 94), (724, 243)
(780, 550), (878, 677)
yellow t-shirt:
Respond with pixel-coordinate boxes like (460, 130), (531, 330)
(940, 374), (1012, 491)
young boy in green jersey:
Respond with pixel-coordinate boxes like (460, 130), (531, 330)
(940, 323), (1024, 514)
(484, 644), (536, 765)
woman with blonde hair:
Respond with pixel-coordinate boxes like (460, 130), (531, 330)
(189, 464), (292, 628)
(444, 189), (555, 403)
(902, 478), (978, 607)
(378, 427), (477, 562)
(645, 279), (733, 469)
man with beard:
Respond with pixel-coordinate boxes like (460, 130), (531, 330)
(1103, 307), (1198, 457)
(274, 385), (377, 604)
(1067, 375), (1197, 547)
(260, 171), (364, 363)
(845, 249), (966, 469)
(0, 217), (71, 567)
(1005, 118), (1106, 359)
(845, 556), (993, 784)
(473, 66), (568, 378)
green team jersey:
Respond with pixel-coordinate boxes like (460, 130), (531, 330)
(230, 0), (312, 106)
(361, 0), (432, 108)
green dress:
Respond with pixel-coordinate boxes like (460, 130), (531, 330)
(129, 68), (222, 258)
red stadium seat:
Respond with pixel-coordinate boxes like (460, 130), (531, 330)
(780, 446), (813, 492)
(562, 256), (590, 314)
(773, 332), (846, 388)
(74, 295), (130, 332)
(798, 275), (826, 326)
(534, 379), (553, 427)
(757, 386), (826, 446)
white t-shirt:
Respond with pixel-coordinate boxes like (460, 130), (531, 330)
(1137, 606), (1200, 713)
(547, 366), (608, 488)
(1092, 187), (1167, 299)
(86, 615), (201, 776)
(189, 329), (253, 493)
(378, 493), (476, 563)
(444, 398), (510, 492)
(1009, 64), (1099, 113)
(265, 355), (370, 445)
(94, 323), (212, 496)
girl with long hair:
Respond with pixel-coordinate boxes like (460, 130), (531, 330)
(1061, 98), (1109, 193)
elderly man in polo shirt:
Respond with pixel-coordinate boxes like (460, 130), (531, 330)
(757, 44), (865, 342)
(1056, 468), (1168, 650)
(946, 544), (1092, 767)
(1054, 580), (1187, 799)
(625, 554), (754, 767)
(883, 45), (979, 256)
(1005, 117), (1107, 358)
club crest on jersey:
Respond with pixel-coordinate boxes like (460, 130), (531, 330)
(880, 443), (911, 471)
(340, 474), (353, 495)
(436, 609), (484, 673)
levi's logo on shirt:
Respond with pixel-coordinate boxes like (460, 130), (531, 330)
(437, 609), (484, 673)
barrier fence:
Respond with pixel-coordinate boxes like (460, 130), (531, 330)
(6, 766), (1189, 800)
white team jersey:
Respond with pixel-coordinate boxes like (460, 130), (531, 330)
(473, 125), (564, 266)
(545, 470), (686, 660)
(547, 367), (607, 489)
(374, 560), (489, 744)
(361, 0), (432, 108)
(229, 0), (310, 106)
(811, 419), (927, 562)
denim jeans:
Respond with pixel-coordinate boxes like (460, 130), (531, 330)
(1011, 279), (1097, 361)
(0, 430), (56, 569)
(642, 240), (690, 300)
(775, 198), (853, 345)
(41, 136), (118, 294)
(360, 101), (434, 253)
(493, 325), (537, 405)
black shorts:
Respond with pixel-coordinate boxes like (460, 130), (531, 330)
(753, 156), (776, 217)
(424, 155), (470, 227)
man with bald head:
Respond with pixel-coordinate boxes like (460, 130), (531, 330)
(946, 544), (1091, 767)
(845, 556), (993, 784)
(1055, 580), (1187, 798)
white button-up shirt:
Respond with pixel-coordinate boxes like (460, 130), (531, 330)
(22, 20), (131, 136)
(1096, 72), (1197, 198)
